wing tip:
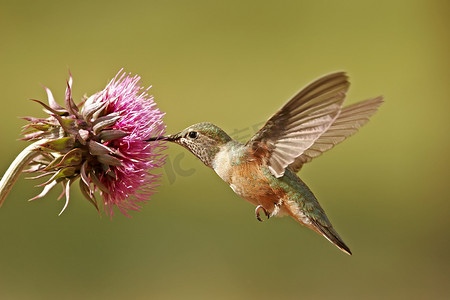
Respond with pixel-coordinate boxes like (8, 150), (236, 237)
(322, 71), (348, 79)
(367, 95), (384, 106)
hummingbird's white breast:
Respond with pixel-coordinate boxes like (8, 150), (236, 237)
(212, 144), (265, 204)
(212, 145), (250, 197)
(212, 146), (232, 183)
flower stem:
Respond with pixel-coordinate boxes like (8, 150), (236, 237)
(0, 139), (48, 208)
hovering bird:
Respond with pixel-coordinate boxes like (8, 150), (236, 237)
(148, 72), (383, 255)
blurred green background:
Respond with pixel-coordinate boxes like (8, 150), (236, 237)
(1, 0), (449, 299)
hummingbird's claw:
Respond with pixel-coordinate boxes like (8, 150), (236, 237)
(255, 205), (270, 222)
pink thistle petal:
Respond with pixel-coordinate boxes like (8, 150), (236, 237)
(93, 70), (166, 216)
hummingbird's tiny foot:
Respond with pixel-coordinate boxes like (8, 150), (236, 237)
(265, 208), (271, 219)
(255, 205), (268, 222)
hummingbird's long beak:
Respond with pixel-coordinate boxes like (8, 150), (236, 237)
(146, 135), (177, 142)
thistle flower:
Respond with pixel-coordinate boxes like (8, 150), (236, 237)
(4, 70), (166, 217)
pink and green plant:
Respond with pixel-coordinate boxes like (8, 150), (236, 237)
(0, 70), (166, 217)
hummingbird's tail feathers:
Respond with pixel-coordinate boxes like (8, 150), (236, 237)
(311, 220), (352, 255)
(288, 96), (384, 172)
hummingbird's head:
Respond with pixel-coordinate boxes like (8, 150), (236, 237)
(149, 122), (232, 168)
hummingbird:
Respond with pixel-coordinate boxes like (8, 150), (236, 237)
(148, 72), (383, 255)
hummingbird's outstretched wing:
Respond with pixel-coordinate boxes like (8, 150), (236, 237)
(247, 72), (349, 178)
(288, 96), (384, 172)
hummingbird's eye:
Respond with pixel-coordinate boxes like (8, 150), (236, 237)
(188, 131), (198, 139)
